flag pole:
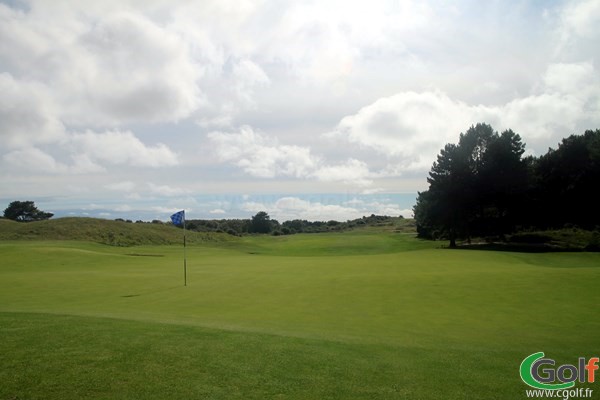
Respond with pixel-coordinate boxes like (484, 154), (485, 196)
(170, 210), (187, 287)
(183, 211), (187, 287)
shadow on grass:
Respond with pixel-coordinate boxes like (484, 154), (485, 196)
(452, 242), (587, 253)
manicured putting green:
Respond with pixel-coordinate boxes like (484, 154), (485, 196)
(1, 232), (598, 399)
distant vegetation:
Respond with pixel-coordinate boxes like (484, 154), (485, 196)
(185, 213), (406, 236)
(0, 215), (412, 246)
(0, 217), (232, 246)
(3, 200), (53, 222)
(1, 199), (405, 238)
(108, 213), (408, 236)
(414, 124), (600, 248)
(0, 197), (409, 244)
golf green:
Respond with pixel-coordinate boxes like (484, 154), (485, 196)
(1, 233), (598, 399)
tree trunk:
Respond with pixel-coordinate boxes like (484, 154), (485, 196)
(449, 230), (457, 248)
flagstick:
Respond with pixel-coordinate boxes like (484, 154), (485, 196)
(183, 213), (187, 287)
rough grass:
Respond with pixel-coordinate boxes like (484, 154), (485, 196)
(1, 230), (599, 399)
(509, 228), (600, 251)
(0, 217), (232, 246)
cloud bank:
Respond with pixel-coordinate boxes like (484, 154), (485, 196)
(1, 0), (599, 219)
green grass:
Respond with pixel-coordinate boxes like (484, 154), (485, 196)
(230, 230), (436, 256)
(0, 217), (232, 246)
(1, 226), (599, 399)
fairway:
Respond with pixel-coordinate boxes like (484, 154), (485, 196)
(1, 232), (599, 399)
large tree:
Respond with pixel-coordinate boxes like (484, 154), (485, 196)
(3, 201), (54, 222)
(420, 142), (471, 247)
(530, 129), (600, 229)
(472, 128), (529, 236)
(415, 123), (528, 247)
(249, 211), (273, 234)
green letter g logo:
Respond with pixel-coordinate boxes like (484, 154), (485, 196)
(520, 352), (576, 390)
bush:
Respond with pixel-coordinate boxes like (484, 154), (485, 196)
(509, 233), (552, 244)
(585, 233), (600, 252)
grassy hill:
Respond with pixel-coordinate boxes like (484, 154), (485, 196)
(0, 217), (232, 246)
(0, 216), (417, 247)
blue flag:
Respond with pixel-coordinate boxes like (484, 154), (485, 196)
(170, 210), (185, 226)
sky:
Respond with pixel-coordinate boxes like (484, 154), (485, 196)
(1, 0), (599, 222)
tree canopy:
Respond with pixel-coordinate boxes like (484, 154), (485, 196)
(249, 211), (275, 234)
(414, 124), (600, 247)
(3, 201), (54, 222)
(415, 123), (528, 246)
(528, 130), (600, 230)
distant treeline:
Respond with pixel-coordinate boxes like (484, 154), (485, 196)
(181, 214), (400, 236)
(414, 124), (600, 247)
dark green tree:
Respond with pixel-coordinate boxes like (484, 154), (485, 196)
(422, 142), (470, 247)
(472, 128), (528, 236)
(249, 211), (272, 234)
(4, 201), (54, 222)
(413, 189), (438, 239)
(530, 129), (600, 229)
(415, 123), (529, 247)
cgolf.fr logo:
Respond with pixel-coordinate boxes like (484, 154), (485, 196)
(520, 352), (599, 390)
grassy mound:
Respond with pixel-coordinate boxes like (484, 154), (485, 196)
(0, 217), (232, 246)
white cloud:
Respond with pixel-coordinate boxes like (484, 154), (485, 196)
(105, 181), (136, 192)
(240, 201), (268, 214)
(151, 206), (186, 215)
(125, 193), (142, 200)
(67, 12), (201, 125)
(2, 129), (178, 174)
(241, 196), (411, 221)
(245, 1), (434, 82)
(69, 130), (178, 167)
(232, 59), (270, 104)
(83, 203), (106, 211)
(0, 73), (65, 149)
(552, 0), (600, 63)
(3, 147), (66, 173)
(2, 147), (104, 174)
(2, 0), (600, 216)
(329, 62), (600, 171)
(114, 204), (133, 212)
(208, 125), (377, 186)
(147, 183), (189, 197)
(500, 93), (585, 141)
(272, 197), (360, 221)
(328, 90), (493, 170)
(543, 62), (595, 93)
(209, 208), (227, 215)
(0, 5), (203, 126)
(312, 159), (372, 186)
(208, 125), (318, 178)
(559, 0), (600, 39)
(360, 187), (385, 195)
(365, 201), (413, 218)
(68, 153), (106, 173)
